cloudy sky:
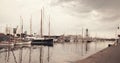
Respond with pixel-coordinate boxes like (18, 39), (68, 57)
(0, 0), (120, 38)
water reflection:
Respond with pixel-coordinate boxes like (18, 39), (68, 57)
(0, 41), (114, 63)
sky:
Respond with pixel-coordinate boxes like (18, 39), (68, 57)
(0, 0), (120, 38)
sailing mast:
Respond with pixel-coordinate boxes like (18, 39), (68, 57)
(48, 16), (50, 38)
(20, 16), (23, 34)
(30, 16), (32, 35)
(40, 9), (43, 38)
(5, 24), (8, 34)
(20, 16), (23, 39)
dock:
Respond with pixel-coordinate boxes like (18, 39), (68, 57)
(75, 44), (120, 63)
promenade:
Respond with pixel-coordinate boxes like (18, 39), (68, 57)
(75, 44), (120, 63)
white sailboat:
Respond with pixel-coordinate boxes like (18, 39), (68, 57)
(15, 16), (31, 45)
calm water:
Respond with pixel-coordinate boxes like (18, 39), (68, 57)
(0, 41), (114, 63)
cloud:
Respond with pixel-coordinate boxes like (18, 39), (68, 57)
(51, 0), (120, 22)
(82, 0), (120, 22)
(81, 0), (120, 9)
(51, 0), (120, 35)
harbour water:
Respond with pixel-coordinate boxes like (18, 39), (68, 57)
(0, 41), (114, 63)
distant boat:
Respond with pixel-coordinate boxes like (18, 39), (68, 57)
(86, 40), (92, 43)
(31, 8), (53, 46)
(85, 37), (92, 43)
(0, 41), (14, 46)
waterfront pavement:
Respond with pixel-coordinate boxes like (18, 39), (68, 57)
(75, 44), (120, 63)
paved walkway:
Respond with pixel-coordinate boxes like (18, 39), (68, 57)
(75, 44), (120, 63)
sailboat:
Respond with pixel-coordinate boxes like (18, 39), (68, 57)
(15, 16), (31, 45)
(31, 9), (53, 46)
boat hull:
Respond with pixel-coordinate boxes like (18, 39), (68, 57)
(0, 42), (14, 46)
(15, 41), (31, 46)
(31, 39), (53, 46)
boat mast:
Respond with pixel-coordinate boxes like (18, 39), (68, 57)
(30, 15), (32, 35)
(5, 24), (8, 34)
(48, 16), (50, 38)
(40, 9), (43, 38)
(5, 24), (11, 34)
(20, 16), (23, 34)
(20, 16), (23, 40)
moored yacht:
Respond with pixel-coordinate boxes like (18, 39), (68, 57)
(31, 8), (53, 46)
(31, 38), (53, 46)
